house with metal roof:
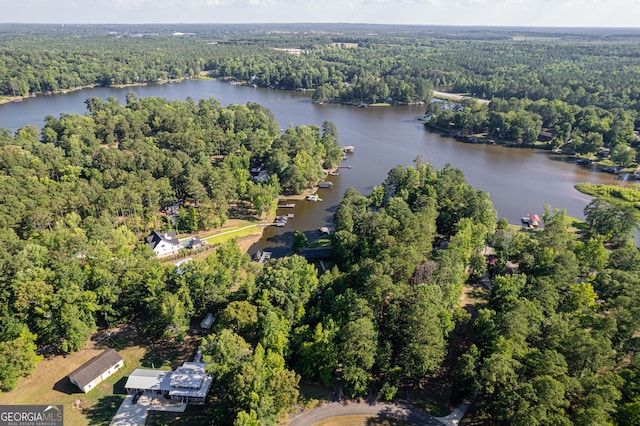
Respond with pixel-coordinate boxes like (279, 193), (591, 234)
(124, 362), (212, 405)
(68, 349), (124, 393)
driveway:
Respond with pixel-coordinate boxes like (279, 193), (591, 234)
(287, 401), (443, 426)
(110, 394), (186, 426)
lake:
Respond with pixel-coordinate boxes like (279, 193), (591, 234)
(0, 80), (629, 256)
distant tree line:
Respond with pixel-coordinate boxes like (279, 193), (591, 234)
(5, 24), (640, 113)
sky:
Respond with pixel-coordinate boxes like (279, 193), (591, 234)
(1, 0), (640, 27)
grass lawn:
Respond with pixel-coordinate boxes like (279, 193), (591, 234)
(309, 237), (331, 248)
(313, 416), (414, 426)
(0, 322), (202, 426)
(0, 342), (145, 426)
(202, 220), (263, 246)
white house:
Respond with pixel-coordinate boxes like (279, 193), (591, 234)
(68, 349), (124, 393)
(146, 231), (181, 257)
(124, 362), (212, 405)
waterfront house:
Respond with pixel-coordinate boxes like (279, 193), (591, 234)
(538, 130), (554, 142)
(68, 349), (124, 393)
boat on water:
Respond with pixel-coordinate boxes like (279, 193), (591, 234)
(318, 182), (333, 188)
(317, 226), (331, 235)
(522, 213), (540, 228)
(306, 194), (323, 202)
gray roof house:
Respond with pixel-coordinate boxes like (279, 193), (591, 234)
(124, 362), (212, 404)
(146, 231), (181, 258)
(68, 349), (124, 393)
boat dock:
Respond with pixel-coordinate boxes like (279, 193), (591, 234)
(253, 250), (272, 264)
(318, 182), (334, 188)
(272, 214), (294, 227)
(277, 203), (296, 208)
(522, 213), (540, 228)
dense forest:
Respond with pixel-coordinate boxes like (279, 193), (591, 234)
(2, 24), (640, 425)
(3, 24), (640, 110)
(424, 97), (638, 166)
(2, 90), (640, 423)
(2, 24), (640, 164)
(0, 94), (340, 394)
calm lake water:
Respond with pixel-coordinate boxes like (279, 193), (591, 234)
(0, 80), (630, 256)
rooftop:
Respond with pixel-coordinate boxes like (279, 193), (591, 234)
(68, 349), (123, 388)
(125, 362), (213, 399)
(124, 369), (172, 392)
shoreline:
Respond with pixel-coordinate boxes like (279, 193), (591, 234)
(423, 124), (638, 177)
(0, 77), (199, 106)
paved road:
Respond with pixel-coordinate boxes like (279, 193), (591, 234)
(287, 401), (444, 426)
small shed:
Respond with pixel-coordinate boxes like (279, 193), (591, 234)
(68, 349), (124, 393)
(200, 313), (215, 330)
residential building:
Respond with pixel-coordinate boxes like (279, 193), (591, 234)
(124, 362), (212, 405)
(68, 349), (124, 393)
(146, 231), (181, 257)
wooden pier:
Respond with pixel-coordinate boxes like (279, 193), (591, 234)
(277, 203), (296, 208)
(254, 250), (272, 264)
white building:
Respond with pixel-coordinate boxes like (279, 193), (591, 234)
(124, 362), (212, 405)
(146, 231), (181, 257)
(68, 349), (124, 393)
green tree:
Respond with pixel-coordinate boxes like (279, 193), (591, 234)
(0, 327), (42, 392)
(291, 230), (309, 254)
(339, 316), (377, 397)
(585, 198), (639, 247)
